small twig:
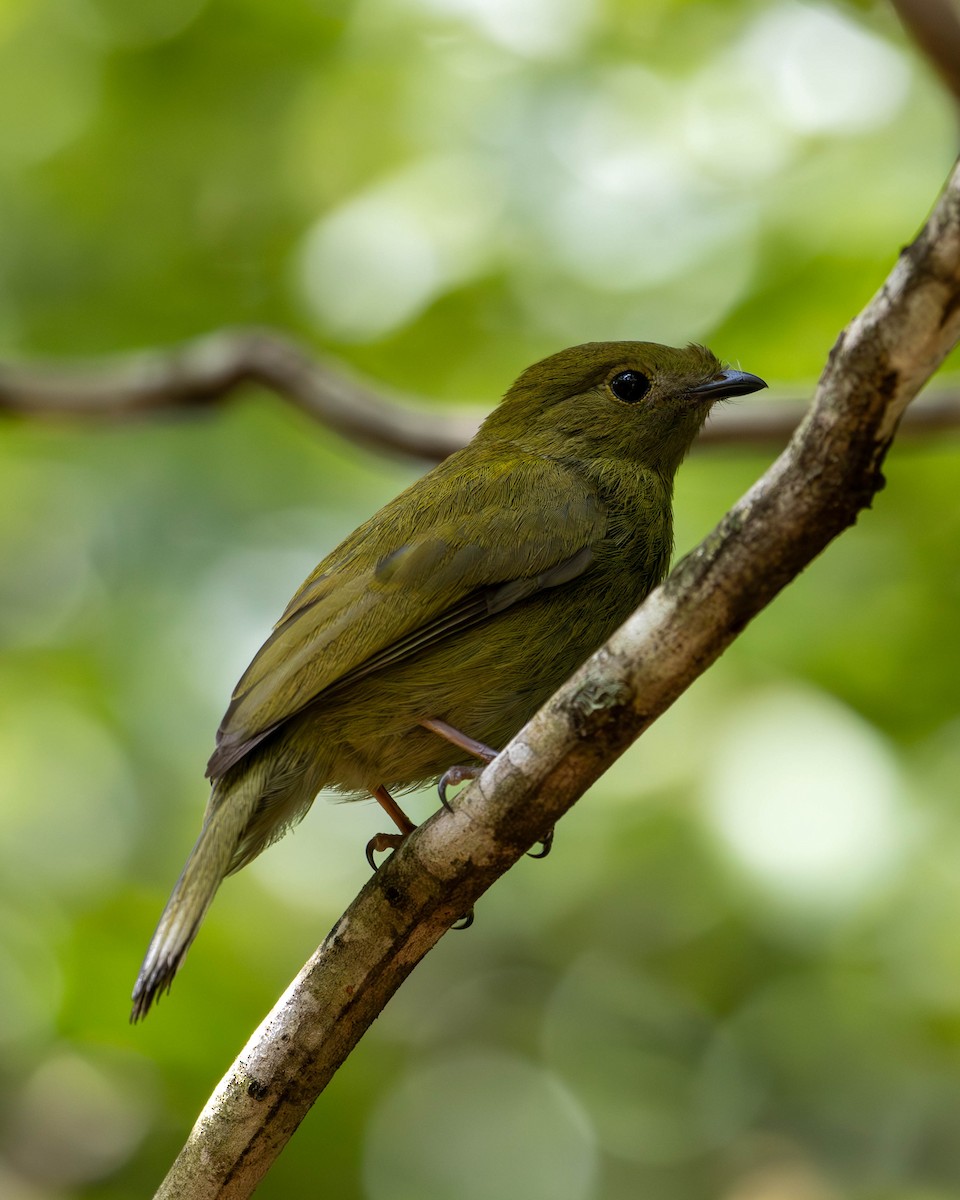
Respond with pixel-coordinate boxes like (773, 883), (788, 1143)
(152, 158), (960, 1200)
(1, 326), (957, 462)
(0, 329), (480, 462)
(703, 390), (960, 446)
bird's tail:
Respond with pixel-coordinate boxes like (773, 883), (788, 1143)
(130, 775), (260, 1022)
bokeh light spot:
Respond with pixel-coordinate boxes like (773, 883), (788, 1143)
(700, 686), (908, 909)
(4, 1050), (156, 1187)
(746, 1), (910, 134)
(408, 0), (595, 59)
(0, 22), (98, 166)
(296, 156), (500, 341)
(67, 0), (210, 47)
(363, 1050), (598, 1200)
(543, 953), (760, 1164)
(0, 697), (137, 897)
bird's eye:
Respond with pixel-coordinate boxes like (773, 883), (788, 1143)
(608, 370), (650, 403)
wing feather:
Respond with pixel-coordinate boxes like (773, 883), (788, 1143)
(206, 450), (606, 778)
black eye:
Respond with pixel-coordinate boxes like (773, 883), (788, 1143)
(609, 370), (650, 403)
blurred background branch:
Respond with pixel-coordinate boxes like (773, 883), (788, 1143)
(0, 330), (478, 463)
(2, 326), (958, 459)
(891, 0), (960, 106)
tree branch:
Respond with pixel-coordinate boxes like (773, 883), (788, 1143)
(0, 329), (480, 462)
(152, 159), (960, 1200)
(891, 0), (960, 108)
(1, 326), (957, 463)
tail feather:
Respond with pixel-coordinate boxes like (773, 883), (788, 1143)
(131, 778), (260, 1022)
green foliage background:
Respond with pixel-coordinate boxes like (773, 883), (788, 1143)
(1, 1), (959, 1197)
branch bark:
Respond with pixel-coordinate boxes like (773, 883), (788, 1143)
(1, 325), (957, 463)
(152, 158), (960, 1199)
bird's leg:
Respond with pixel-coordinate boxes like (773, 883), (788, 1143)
(366, 780), (475, 929)
(420, 717), (496, 809)
(419, 716), (554, 859)
(365, 784), (417, 869)
(420, 717), (497, 763)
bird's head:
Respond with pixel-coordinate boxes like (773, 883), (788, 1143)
(483, 341), (766, 475)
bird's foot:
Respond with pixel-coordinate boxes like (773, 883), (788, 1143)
(365, 831), (408, 870)
(366, 784), (417, 869)
(528, 827), (554, 859)
(436, 767), (554, 860)
(364, 828), (473, 929)
(437, 762), (484, 811)
(422, 717), (497, 812)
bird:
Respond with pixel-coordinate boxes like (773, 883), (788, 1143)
(130, 340), (766, 1019)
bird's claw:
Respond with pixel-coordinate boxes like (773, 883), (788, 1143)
(452, 909), (475, 930)
(365, 831), (407, 870)
(527, 827), (554, 859)
(437, 763), (483, 811)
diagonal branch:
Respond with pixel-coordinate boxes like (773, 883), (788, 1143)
(891, 0), (960, 108)
(1, 326), (957, 463)
(153, 157), (960, 1200)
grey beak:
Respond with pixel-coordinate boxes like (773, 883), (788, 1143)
(689, 369), (767, 400)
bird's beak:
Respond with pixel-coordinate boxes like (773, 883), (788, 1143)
(689, 369), (767, 400)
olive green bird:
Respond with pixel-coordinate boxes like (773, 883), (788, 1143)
(131, 341), (765, 1019)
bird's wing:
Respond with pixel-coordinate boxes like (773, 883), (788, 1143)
(206, 452), (606, 778)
